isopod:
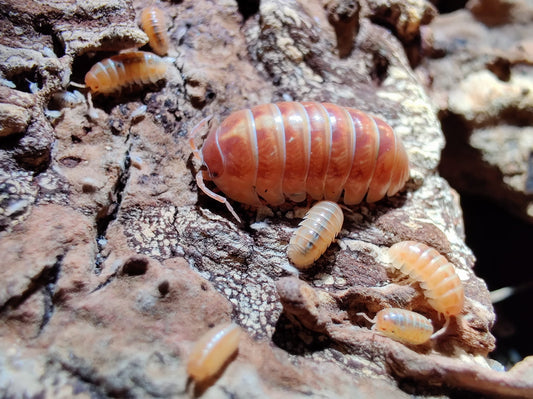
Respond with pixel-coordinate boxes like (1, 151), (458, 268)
(50, 90), (85, 108)
(187, 323), (242, 383)
(84, 51), (167, 95)
(140, 6), (169, 56)
(388, 241), (465, 318)
(287, 201), (344, 268)
(358, 308), (434, 345)
(190, 102), (409, 221)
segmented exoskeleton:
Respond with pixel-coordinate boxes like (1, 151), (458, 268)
(190, 102), (410, 221)
(287, 201), (344, 269)
(140, 6), (169, 56)
(84, 51), (168, 95)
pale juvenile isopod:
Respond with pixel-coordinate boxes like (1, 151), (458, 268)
(84, 51), (168, 95)
(358, 308), (434, 345)
(287, 201), (344, 269)
(190, 102), (410, 221)
(387, 241), (465, 318)
(187, 323), (242, 383)
(140, 6), (169, 56)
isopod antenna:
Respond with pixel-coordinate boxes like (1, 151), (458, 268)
(189, 116), (242, 223)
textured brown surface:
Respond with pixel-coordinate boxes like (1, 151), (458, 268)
(417, 0), (533, 222)
(1, 0), (532, 397)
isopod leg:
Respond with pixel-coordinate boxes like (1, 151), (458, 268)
(357, 312), (376, 325)
(86, 92), (99, 120)
(430, 316), (451, 340)
(195, 170), (242, 223)
(189, 138), (202, 161)
(69, 81), (87, 89)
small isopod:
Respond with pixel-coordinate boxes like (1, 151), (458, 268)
(50, 90), (85, 108)
(140, 6), (169, 56)
(358, 308), (434, 345)
(84, 51), (167, 95)
(190, 102), (409, 222)
(187, 323), (242, 383)
(287, 201), (344, 269)
(388, 241), (465, 318)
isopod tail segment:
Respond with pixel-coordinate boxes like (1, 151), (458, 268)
(189, 116), (242, 223)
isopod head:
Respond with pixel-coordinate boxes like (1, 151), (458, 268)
(199, 109), (261, 206)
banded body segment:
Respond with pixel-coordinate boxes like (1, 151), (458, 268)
(140, 6), (169, 56)
(343, 109), (380, 204)
(84, 51), (167, 95)
(187, 323), (242, 383)
(196, 102), (409, 216)
(321, 103), (355, 202)
(366, 116), (397, 202)
(252, 103), (286, 205)
(388, 241), (465, 317)
(362, 308), (434, 345)
(278, 102), (311, 202)
(301, 102), (332, 201)
(287, 201), (344, 268)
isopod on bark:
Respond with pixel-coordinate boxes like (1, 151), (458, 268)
(287, 201), (344, 269)
(187, 323), (242, 383)
(140, 6), (169, 56)
(387, 241), (465, 318)
(358, 308), (434, 345)
(84, 51), (168, 95)
(190, 102), (410, 221)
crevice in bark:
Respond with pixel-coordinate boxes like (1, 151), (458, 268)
(0, 254), (63, 325)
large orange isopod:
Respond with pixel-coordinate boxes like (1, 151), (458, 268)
(190, 102), (410, 221)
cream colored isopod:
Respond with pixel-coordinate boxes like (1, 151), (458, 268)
(287, 201), (344, 269)
(187, 323), (242, 384)
(358, 308), (434, 345)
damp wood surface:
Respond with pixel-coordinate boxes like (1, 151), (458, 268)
(0, 0), (532, 398)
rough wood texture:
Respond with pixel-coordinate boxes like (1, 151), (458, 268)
(417, 0), (533, 222)
(1, 0), (532, 397)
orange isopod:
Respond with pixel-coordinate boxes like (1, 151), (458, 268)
(187, 323), (242, 383)
(190, 102), (410, 221)
(287, 201), (344, 269)
(84, 51), (168, 95)
(387, 241), (465, 318)
(140, 6), (169, 56)
(358, 308), (434, 345)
